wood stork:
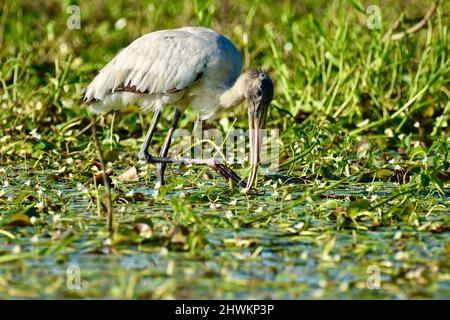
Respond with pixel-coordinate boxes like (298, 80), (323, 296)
(83, 27), (273, 191)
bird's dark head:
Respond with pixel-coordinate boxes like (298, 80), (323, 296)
(246, 69), (274, 126)
(244, 69), (273, 191)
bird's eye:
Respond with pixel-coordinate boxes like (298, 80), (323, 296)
(256, 88), (262, 96)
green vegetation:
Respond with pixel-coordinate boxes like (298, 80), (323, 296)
(0, 0), (449, 299)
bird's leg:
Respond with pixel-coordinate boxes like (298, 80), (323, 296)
(147, 156), (246, 188)
(156, 108), (182, 185)
(138, 107), (162, 161)
(140, 108), (245, 188)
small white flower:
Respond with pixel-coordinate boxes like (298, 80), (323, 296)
(318, 182), (327, 188)
(118, 206), (126, 213)
(30, 235), (39, 243)
(53, 214), (61, 223)
(30, 216), (37, 224)
(366, 185), (375, 193)
(77, 183), (83, 191)
(394, 251), (409, 260)
(3, 180), (9, 187)
(103, 238), (112, 246)
(229, 199), (237, 206)
(56, 190), (62, 197)
(285, 194), (292, 201)
(35, 202), (45, 210)
(29, 128), (41, 139)
(284, 42), (293, 53)
(125, 190), (134, 197)
(12, 245), (21, 254)
(115, 18), (127, 30)
(293, 222), (304, 230)
(24, 180), (31, 186)
(255, 206), (263, 213)
(394, 164), (401, 171)
(210, 203), (222, 209)
(381, 260), (393, 267)
(0, 135), (11, 143)
(384, 128), (394, 138)
(356, 119), (370, 128)
(225, 211), (233, 219)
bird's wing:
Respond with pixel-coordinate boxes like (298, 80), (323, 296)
(84, 29), (213, 103)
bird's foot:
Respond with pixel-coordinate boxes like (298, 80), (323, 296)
(138, 151), (152, 162)
(206, 159), (246, 189)
(139, 152), (167, 185)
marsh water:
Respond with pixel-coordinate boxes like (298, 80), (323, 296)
(0, 166), (449, 299)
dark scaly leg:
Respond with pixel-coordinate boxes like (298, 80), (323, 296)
(157, 108), (182, 185)
(138, 107), (161, 161)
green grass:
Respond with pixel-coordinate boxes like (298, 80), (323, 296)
(0, 0), (449, 299)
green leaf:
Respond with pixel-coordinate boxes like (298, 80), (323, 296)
(374, 169), (394, 179)
(347, 199), (371, 217)
(33, 139), (56, 151)
(420, 174), (430, 187)
(6, 213), (32, 227)
(349, 0), (365, 13)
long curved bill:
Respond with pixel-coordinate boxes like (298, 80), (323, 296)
(243, 111), (265, 192)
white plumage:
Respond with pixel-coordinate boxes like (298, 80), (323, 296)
(84, 27), (243, 119)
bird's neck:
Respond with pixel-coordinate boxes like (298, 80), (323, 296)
(219, 73), (248, 109)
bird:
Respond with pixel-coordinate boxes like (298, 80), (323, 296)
(83, 26), (273, 191)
